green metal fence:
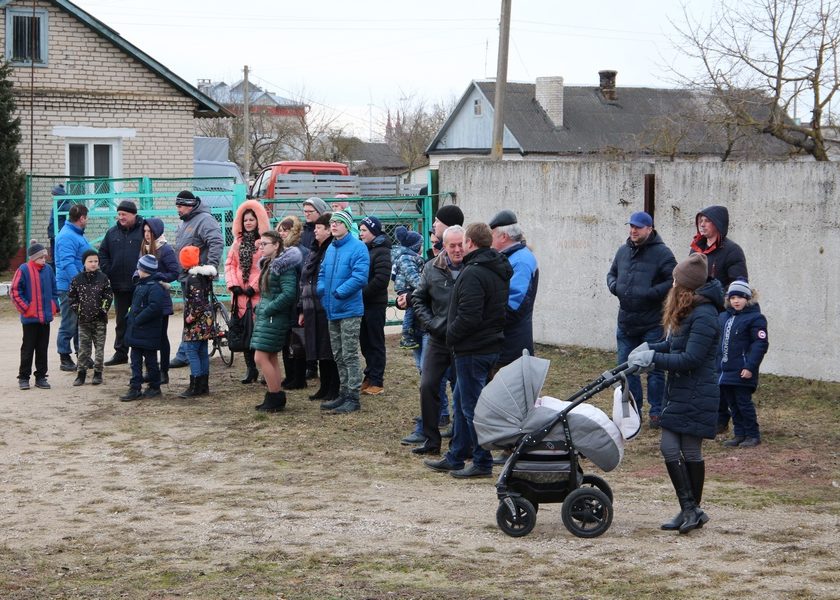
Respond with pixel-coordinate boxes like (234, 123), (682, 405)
(26, 175), (439, 322)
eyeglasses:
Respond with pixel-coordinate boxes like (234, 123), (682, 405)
(258, 241), (276, 247)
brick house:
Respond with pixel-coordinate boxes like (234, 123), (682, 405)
(1, 0), (228, 253)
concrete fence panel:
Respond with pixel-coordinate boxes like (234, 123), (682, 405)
(439, 159), (840, 382)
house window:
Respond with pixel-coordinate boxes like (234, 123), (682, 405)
(5, 7), (49, 66)
(474, 99), (482, 116)
(65, 141), (121, 194)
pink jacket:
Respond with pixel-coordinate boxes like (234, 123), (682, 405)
(225, 199), (271, 316)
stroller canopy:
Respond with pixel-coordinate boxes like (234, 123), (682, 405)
(474, 351), (551, 449)
(475, 352), (625, 472)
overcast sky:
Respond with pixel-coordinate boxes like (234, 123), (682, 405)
(73, 0), (698, 139)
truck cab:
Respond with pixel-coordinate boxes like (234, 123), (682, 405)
(250, 161), (350, 200)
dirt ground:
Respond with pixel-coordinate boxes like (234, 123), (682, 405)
(0, 311), (838, 599)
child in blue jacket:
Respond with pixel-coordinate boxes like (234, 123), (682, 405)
(121, 255), (167, 401)
(718, 280), (769, 448)
(12, 243), (58, 390)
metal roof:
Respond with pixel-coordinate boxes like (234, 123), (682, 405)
(429, 80), (792, 159)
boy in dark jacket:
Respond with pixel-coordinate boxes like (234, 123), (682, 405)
(718, 280), (769, 448)
(121, 255), (166, 401)
(12, 243), (59, 390)
(68, 249), (113, 386)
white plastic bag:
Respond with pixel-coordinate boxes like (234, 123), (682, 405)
(612, 386), (641, 440)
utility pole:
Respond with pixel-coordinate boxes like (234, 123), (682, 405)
(242, 65), (251, 181)
(491, 0), (511, 160)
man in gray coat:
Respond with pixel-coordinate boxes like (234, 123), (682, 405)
(169, 190), (224, 368)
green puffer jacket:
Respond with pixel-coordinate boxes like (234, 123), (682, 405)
(250, 246), (303, 353)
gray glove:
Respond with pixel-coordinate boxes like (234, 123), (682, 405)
(627, 342), (650, 365)
(627, 349), (655, 369)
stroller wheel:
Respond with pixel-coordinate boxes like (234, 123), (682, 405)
(496, 497), (537, 538)
(561, 488), (613, 538)
(581, 474), (613, 502)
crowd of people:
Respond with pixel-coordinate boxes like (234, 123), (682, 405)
(11, 193), (769, 534)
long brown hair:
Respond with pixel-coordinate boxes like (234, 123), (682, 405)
(141, 224), (157, 256)
(662, 284), (697, 335)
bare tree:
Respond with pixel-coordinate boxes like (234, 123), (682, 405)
(383, 95), (452, 177)
(197, 108), (298, 174)
(672, 0), (840, 160)
(283, 98), (347, 162)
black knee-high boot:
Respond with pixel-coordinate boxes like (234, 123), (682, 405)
(663, 461), (708, 534)
(662, 460), (709, 531)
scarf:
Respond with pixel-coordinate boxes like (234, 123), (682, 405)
(240, 230), (259, 281)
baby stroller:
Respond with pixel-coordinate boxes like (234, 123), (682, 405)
(475, 351), (640, 538)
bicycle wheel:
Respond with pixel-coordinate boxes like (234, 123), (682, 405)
(212, 301), (234, 367)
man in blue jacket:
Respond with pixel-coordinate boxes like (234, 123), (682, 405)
(607, 211), (676, 427)
(489, 209), (539, 369)
(54, 204), (92, 371)
(317, 210), (370, 414)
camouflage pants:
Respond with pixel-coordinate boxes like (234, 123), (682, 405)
(78, 321), (107, 372)
(328, 317), (362, 400)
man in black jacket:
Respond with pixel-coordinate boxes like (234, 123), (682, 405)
(689, 204), (750, 433)
(689, 205), (748, 289)
(607, 211), (676, 427)
(425, 223), (512, 479)
(99, 201), (145, 365)
(409, 225), (466, 455)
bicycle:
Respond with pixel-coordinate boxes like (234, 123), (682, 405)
(209, 288), (234, 367)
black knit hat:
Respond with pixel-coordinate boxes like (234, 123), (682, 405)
(117, 200), (137, 214)
(435, 205), (464, 227)
(82, 249), (99, 262)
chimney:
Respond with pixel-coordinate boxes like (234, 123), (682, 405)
(599, 70), (617, 101)
(535, 76), (564, 127)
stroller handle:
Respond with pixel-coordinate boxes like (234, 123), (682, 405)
(522, 362), (643, 448)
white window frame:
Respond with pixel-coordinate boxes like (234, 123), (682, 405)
(4, 6), (49, 67)
(64, 139), (122, 179)
(53, 127), (133, 182)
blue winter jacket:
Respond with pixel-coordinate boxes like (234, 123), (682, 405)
(717, 302), (769, 389)
(124, 277), (167, 350)
(651, 279), (724, 440)
(54, 221), (92, 292)
(499, 243), (539, 365)
(317, 233), (370, 320)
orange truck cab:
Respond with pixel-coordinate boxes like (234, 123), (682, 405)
(249, 161), (350, 200)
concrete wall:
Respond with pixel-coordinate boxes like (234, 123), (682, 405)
(440, 159), (840, 382)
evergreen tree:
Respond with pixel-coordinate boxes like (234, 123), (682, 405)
(0, 59), (25, 271)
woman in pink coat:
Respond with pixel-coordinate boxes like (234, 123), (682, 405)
(225, 199), (271, 383)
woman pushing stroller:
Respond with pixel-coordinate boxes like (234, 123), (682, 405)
(627, 253), (722, 534)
